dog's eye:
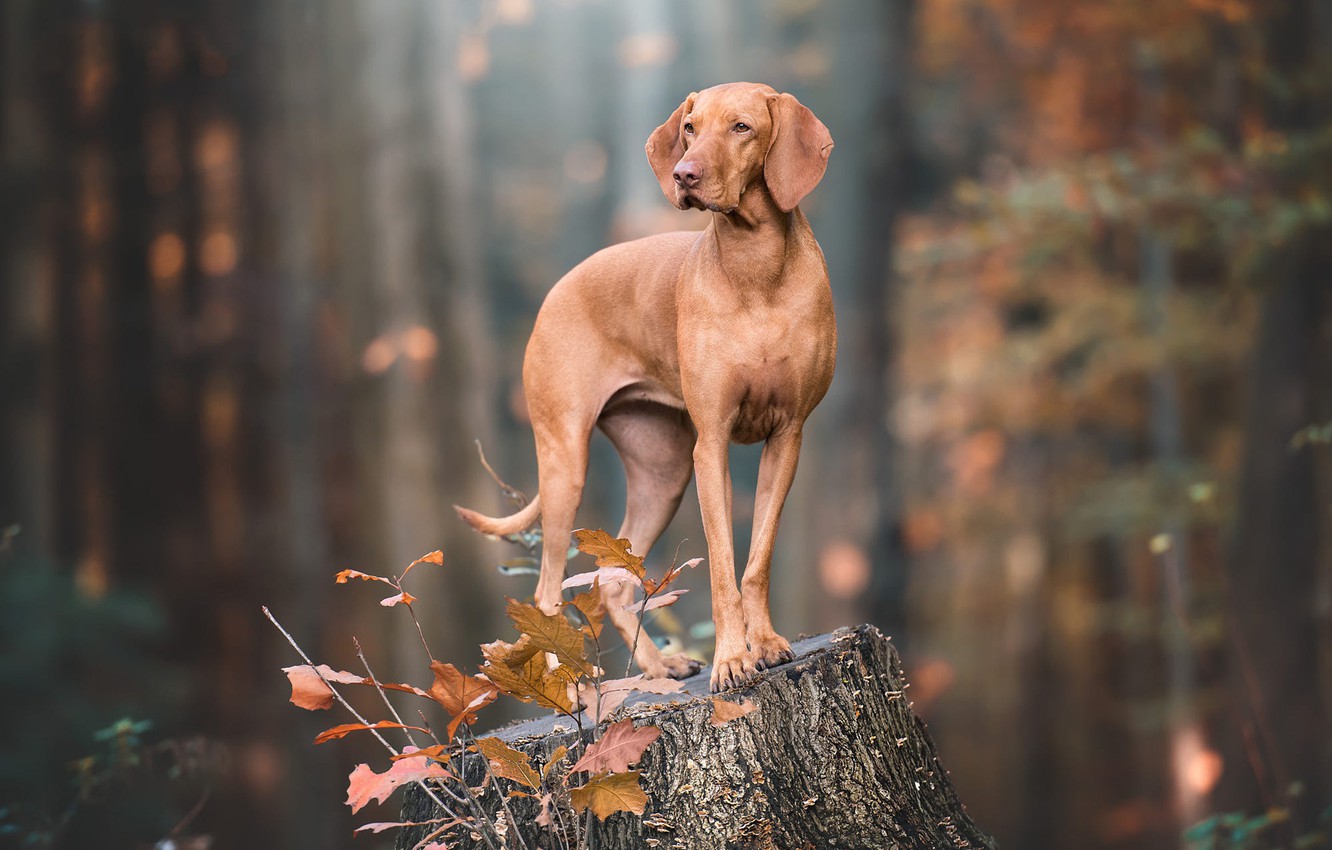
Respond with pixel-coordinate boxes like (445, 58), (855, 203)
(683, 122), (694, 135)
(734, 122), (750, 133)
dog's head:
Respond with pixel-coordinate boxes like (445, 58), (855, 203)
(645, 82), (833, 215)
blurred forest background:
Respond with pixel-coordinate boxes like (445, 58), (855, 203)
(1, 0), (1330, 848)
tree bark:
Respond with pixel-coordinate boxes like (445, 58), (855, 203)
(398, 625), (995, 850)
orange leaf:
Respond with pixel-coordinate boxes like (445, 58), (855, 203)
(506, 599), (593, 678)
(580, 675), (685, 723)
(334, 568), (393, 586)
(570, 771), (648, 819)
(569, 720), (660, 774)
(428, 662), (498, 739)
(314, 720), (429, 745)
(401, 549), (445, 581)
(481, 635), (574, 713)
(281, 664), (431, 711)
(345, 749), (450, 814)
(282, 664), (363, 710)
(567, 581), (605, 640)
(710, 697), (758, 726)
(643, 556), (703, 595)
(380, 591), (418, 608)
(473, 737), (541, 789)
(572, 529), (646, 578)
(390, 744), (450, 763)
(542, 745), (568, 779)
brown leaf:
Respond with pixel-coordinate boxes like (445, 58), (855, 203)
(573, 529), (646, 578)
(334, 568), (393, 586)
(281, 664), (430, 711)
(390, 744), (450, 763)
(314, 720), (430, 745)
(623, 589), (689, 614)
(428, 662), (499, 740)
(568, 581), (605, 639)
(473, 737), (541, 789)
(481, 636), (574, 713)
(353, 817), (460, 835)
(345, 750), (450, 814)
(561, 567), (642, 590)
(570, 771), (648, 819)
(710, 697), (758, 726)
(542, 745), (568, 779)
(569, 720), (660, 774)
(380, 591), (417, 608)
(401, 549), (445, 581)
(581, 675), (685, 723)
(643, 556), (704, 595)
(506, 599), (593, 678)
(535, 792), (556, 827)
(282, 664), (366, 710)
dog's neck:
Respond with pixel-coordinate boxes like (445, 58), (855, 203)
(709, 181), (799, 290)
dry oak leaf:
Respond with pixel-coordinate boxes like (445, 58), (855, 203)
(473, 737), (541, 790)
(281, 664), (429, 711)
(353, 817), (460, 835)
(428, 662), (498, 739)
(569, 719), (660, 774)
(623, 589), (688, 614)
(642, 556), (704, 595)
(481, 636), (574, 714)
(401, 549), (444, 581)
(542, 745), (568, 779)
(710, 696), (758, 726)
(570, 770), (648, 819)
(380, 591), (417, 608)
(334, 568), (393, 586)
(568, 581), (605, 640)
(573, 529), (646, 578)
(505, 598), (594, 678)
(345, 748), (449, 814)
(282, 664), (369, 710)
(314, 720), (429, 745)
(561, 566), (642, 591)
(580, 674), (685, 723)
(390, 744), (450, 763)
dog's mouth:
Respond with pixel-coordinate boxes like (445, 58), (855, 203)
(680, 190), (737, 215)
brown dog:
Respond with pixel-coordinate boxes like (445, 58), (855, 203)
(457, 82), (835, 692)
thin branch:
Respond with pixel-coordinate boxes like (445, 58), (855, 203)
(476, 439), (529, 507)
(355, 636), (421, 750)
(261, 606), (469, 831)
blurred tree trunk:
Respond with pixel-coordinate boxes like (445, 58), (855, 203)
(1221, 0), (1332, 821)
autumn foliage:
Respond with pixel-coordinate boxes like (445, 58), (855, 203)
(266, 528), (734, 849)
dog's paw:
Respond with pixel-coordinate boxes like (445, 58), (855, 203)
(655, 653), (702, 679)
(709, 652), (760, 692)
(747, 631), (794, 671)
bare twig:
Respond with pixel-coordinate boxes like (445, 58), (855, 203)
(476, 439), (529, 507)
(355, 636), (421, 750)
(261, 606), (472, 837)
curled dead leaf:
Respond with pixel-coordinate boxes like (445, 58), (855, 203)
(710, 696), (758, 726)
(570, 770), (648, 819)
(569, 720), (660, 774)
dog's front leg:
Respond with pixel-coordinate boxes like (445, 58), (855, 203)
(694, 428), (750, 692)
(741, 426), (802, 670)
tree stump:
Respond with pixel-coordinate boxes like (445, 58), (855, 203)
(397, 624), (995, 849)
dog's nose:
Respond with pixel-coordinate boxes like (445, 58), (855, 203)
(672, 161), (701, 189)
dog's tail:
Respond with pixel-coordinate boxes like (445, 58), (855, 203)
(453, 494), (542, 538)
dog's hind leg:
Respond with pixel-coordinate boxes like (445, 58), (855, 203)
(598, 401), (701, 679)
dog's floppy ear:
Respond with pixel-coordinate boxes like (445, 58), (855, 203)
(645, 94), (696, 205)
(764, 93), (834, 212)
